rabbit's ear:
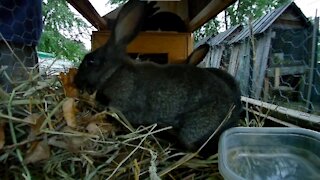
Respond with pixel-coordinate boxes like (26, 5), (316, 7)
(186, 44), (210, 65)
(108, 0), (146, 50)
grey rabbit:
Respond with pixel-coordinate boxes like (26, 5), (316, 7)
(186, 44), (242, 110)
(74, 0), (241, 155)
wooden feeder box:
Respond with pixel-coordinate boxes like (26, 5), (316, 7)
(67, 0), (236, 64)
(92, 31), (193, 64)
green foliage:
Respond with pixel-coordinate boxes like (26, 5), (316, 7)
(38, 0), (89, 63)
(194, 0), (289, 42)
(226, 0), (288, 27)
(194, 19), (220, 42)
(109, 0), (128, 5)
(38, 31), (87, 63)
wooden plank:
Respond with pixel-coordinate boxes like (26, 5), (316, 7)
(274, 19), (306, 28)
(187, 32), (194, 58)
(267, 66), (307, 77)
(92, 31), (193, 64)
(216, 47), (224, 68)
(274, 67), (280, 88)
(263, 77), (269, 101)
(278, 12), (301, 22)
(210, 46), (224, 68)
(241, 96), (320, 124)
(187, 0), (236, 32)
(67, 0), (107, 30)
(272, 86), (294, 91)
(228, 45), (240, 75)
(252, 37), (264, 98)
(306, 17), (319, 111)
(252, 31), (272, 99)
(245, 108), (299, 127)
(206, 50), (213, 67)
(242, 41), (251, 95)
(233, 42), (250, 96)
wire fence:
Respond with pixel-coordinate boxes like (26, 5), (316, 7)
(0, 1), (42, 92)
(200, 6), (320, 127)
(0, 1), (87, 92)
(234, 19), (320, 115)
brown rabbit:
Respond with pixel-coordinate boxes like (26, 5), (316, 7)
(74, 0), (241, 154)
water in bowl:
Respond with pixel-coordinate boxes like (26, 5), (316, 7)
(227, 146), (320, 180)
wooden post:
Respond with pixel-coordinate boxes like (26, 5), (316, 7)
(274, 67), (280, 88)
(306, 16), (319, 112)
(241, 96), (320, 124)
(264, 77), (269, 101)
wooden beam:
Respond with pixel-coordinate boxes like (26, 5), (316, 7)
(263, 77), (269, 101)
(245, 108), (299, 128)
(274, 67), (280, 88)
(241, 96), (320, 124)
(92, 31), (193, 63)
(66, 0), (107, 30)
(187, 0), (236, 32)
(267, 65), (307, 77)
(306, 17), (319, 112)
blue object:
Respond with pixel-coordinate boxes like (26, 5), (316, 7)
(0, 0), (43, 45)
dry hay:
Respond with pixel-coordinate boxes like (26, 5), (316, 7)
(0, 68), (225, 180)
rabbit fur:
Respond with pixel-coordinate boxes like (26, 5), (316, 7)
(74, 0), (241, 153)
(186, 44), (242, 111)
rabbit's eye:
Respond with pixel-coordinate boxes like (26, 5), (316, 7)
(87, 59), (95, 66)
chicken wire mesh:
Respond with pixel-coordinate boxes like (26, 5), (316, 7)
(0, 0), (42, 92)
(201, 4), (320, 125)
(264, 26), (319, 114)
(0, 0), (86, 92)
(231, 23), (320, 113)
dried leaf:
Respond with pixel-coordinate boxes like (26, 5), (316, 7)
(90, 112), (107, 122)
(86, 122), (99, 134)
(85, 112), (117, 135)
(68, 136), (88, 152)
(27, 113), (45, 137)
(48, 136), (68, 149)
(0, 122), (5, 149)
(23, 113), (42, 125)
(59, 68), (79, 97)
(63, 97), (77, 128)
(86, 121), (114, 135)
(24, 140), (50, 164)
(48, 130), (88, 153)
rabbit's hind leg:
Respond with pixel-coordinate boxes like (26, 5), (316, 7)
(177, 104), (236, 155)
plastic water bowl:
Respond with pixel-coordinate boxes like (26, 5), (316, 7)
(218, 127), (320, 180)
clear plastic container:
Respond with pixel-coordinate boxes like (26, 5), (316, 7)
(218, 127), (320, 180)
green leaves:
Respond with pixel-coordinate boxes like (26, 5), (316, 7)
(194, 0), (289, 42)
(109, 0), (128, 5)
(38, 0), (89, 63)
(38, 31), (87, 63)
(194, 19), (220, 43)
(226, 0), (288, 26)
